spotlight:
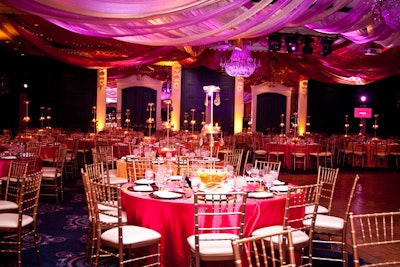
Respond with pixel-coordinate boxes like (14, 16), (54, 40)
(285, 35), (298, 53)
(268, 34), (281, 52)
(320, 37), (334, 57)
(301, 37), (314, 54)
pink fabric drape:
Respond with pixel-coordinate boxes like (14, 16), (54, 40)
(3, 0), (400, 86)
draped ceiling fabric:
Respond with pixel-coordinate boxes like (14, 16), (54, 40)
(1, 0), (400, 90)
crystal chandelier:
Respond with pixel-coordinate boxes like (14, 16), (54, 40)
(220, 45), (259, 77)
(372, 0), (400, 30)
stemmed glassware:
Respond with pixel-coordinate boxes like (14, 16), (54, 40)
(155, 171), (165, 191)
(245, 163), (253, 178)
(145, 168), (154, 186)
(263, 173), (275, 192)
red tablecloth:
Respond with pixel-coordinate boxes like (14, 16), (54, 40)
(0, 157), (42, 177)
(0, 159), (13, 177)
(265, 143), (320, 169)
(121, 183), (288, 267)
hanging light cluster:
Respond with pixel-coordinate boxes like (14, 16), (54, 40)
(220, 45), (259, 77)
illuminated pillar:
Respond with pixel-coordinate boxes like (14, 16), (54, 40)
(234, 76), (244, 133)
(170, 63), (182, 131)
(297, 80), (308, 136)
(96, 69), (107, 132)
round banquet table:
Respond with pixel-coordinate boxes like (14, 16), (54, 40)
(121, 183), (289, 267)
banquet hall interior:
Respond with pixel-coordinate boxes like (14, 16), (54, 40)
(0, 1), (399, 267)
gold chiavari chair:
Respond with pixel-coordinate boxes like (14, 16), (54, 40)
(231, 227), (296, 267)
(187, 191), (248, 267)
(88, 179), (161, 267)
(252, 183), (322, 267)
(0, 171), (43, 266)
(349, 210), (400, 267)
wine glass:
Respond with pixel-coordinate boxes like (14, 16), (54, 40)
(245, 163), (253, 178)
(263, 173), (275, 192)
(145, 168), (154, 186)
(234, 176), (247, 192)
(155, 172), (165, 191)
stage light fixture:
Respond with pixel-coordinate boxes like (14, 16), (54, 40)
(285, 35), (298, 53)
(320, 37), (334, 57)
(268, 34), (281, 52)
(302, 37), (314, 54)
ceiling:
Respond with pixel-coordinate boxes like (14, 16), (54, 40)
(0, 0), (399, 90)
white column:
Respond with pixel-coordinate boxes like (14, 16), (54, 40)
(96, 69), (107, 132)
(170, 63), (182, 131)
(234, 76), (244, 133)
(297, 80), (308, 136)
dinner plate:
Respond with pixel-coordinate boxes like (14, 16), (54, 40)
(270, 185), (289, 192)
(152, 191), (183, 199)
(1, 156), (17, 160)
(203, 157), (220, 162)
(168, 175), (182, 181)
(248, 191), (274, 198)
(134, 179), (155, 185)
(273, 180), (285, 186)
(245, 177), (260, 183)
(132, 185), (154, 192)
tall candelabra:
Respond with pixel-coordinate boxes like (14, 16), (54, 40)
(183, 112), (189, 132)
(22, 100), (31, 137)
(201, 111), (206, 126)
(279, 113), (285, 136)
(46, 107), (52, 129)
(163, 99), (172, 148)
(291, 112), (299, 142)
(247, 113), (253, 133)
(190, 108), (196, 134)
(124, 109), (131, 132)
(372, 114), (379, 141)
(203, 85), (222, 164)
(146, 102), (155, 136)
(91, 106), (97, 134)
(305, 116), (311, 135)
(358, 118), (364, 136)
(344, 115), (350, 137)
(39, 106), (45, 130)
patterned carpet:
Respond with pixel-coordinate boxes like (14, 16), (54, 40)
(0, 178), (363, 267)
(0, 178), (98, 267)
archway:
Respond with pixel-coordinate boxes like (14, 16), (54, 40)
(251, 83), (293, 134)
(117, 75), (163, 129)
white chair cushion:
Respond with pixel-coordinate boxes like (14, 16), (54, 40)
(109, 177), (128, 185)
(252, 225), (309, 247)
(303, 214), (344, 231)
(187, 233), (239, 261)
(0, 200), (18, 211)
(254, 150), (267, 155)
(99, 210), (127, 224)
(42, 166), (56, 172)
(305, 204), (329, 214)
(101, 225), (161, 247)
(0, 213), (34, 228)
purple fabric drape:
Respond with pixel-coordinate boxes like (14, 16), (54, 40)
(3, 0), (400, 85)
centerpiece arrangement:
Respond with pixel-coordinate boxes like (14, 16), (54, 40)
(195, 85), (228, 189)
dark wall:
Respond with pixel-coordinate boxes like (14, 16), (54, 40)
(181, 66), (235, 134)
(307, 76), (400, 138)
(0, 47), (97, 134)
(1, 45), (398, 139)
